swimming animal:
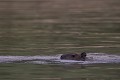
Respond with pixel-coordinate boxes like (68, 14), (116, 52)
(60, 52), (87, 61)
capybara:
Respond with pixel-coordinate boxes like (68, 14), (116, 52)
(60, 52), (86, 61)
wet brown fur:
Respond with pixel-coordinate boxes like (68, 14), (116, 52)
(60, 52), (86, 61)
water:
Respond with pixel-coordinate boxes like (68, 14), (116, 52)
(0, 0), (120, 80)
(0, 53), (120, 64)
(0, 55), (120, 80)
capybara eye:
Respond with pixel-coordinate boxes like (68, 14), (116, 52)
(72, 55), (75, 57)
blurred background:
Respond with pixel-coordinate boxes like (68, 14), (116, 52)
(0, 0), (120, 55)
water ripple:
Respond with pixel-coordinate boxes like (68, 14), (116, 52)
(0, 53), (120, 64)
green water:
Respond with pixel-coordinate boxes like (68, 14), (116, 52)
(0, 0), (120, 80)
(0, 64), (120, 80)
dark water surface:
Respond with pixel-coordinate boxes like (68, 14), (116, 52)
(0, 0), (120, 80)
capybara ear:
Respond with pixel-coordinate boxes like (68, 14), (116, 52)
(80, 52), (86, 61)
(81, 52), (86, 57)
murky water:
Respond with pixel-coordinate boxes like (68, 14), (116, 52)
(0, 0), (120, 80)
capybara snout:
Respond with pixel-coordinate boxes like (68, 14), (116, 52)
(60, 52), (86, 61)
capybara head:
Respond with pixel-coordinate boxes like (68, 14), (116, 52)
(80, 52), (86, 61)
(60, 52), (87, 61)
